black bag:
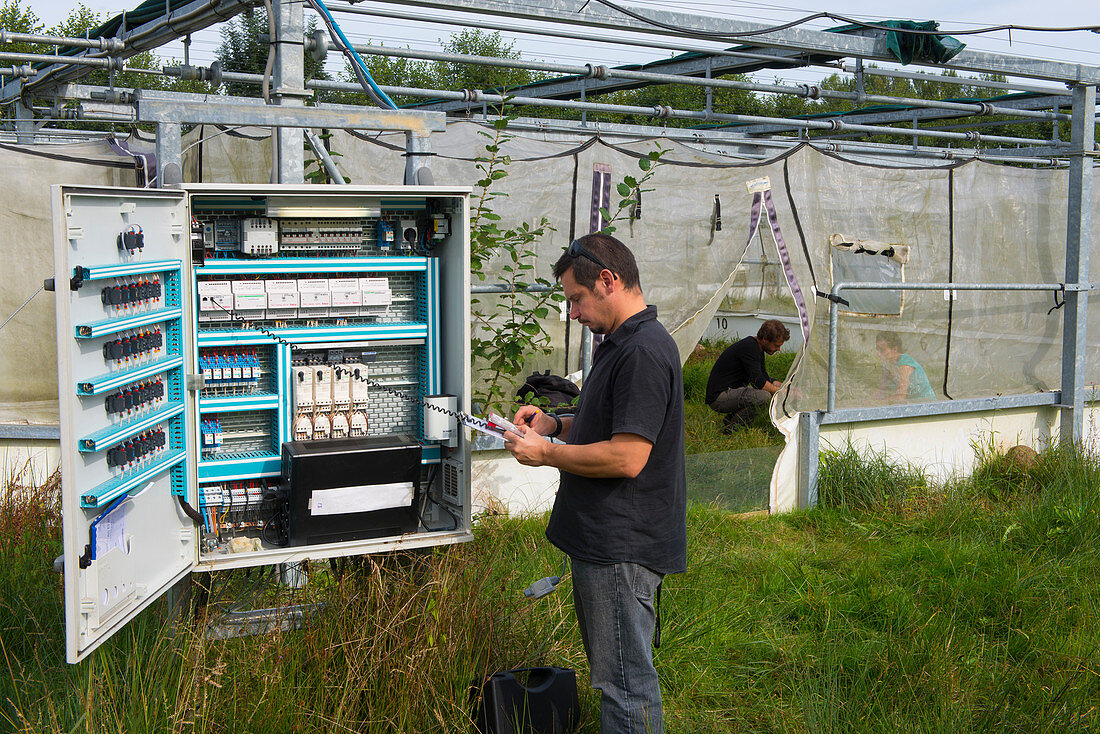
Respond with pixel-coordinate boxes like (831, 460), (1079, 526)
(516, 371), (579, 410)
(472, 666), (579, 734)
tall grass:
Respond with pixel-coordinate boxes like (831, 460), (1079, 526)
(4, 445), (1100, 732)
(1, 499), (594, 733)
(816, 443), (931, 513)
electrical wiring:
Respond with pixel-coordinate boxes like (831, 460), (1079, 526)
(416, 462), (459, 532)
(304, 0), (398, 109)
(0, 284), (43, 334)
(179, 125), (255, 156)
(589, 0), (1100, 39)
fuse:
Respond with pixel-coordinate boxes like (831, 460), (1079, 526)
(118, 224), (144, 253)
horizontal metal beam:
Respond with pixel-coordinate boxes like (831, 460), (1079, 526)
(154, 66), (1060, 149)
(135, 89), (446, 132)
(29, 83), (1069, 166)
(0, 29), (124, 52)
(837, 62), (1071, 97)
(826, 281), (1081, 413)
(0, 423), (60, 440)
(0, 51), (118, 69)
(821, 391), (1060, 425)
(732, 94), (1069, 137)
(363, 0), (1100, 84)
(345, 40), (1067, 125)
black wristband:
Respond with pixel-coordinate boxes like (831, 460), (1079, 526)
(547, 412), (563, 439)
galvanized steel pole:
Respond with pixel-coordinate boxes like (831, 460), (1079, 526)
(272, 0), (305, 183)
(1059, 84), (1096, 444)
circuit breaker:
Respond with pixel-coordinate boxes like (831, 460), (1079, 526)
(52, 184), (472, 663)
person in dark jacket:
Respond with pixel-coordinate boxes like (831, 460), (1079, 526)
(704, 319), (790, 432)
(503, 233), (685, 734)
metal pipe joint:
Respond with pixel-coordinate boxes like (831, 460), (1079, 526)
(585, 63), (608, 80)
(164, 61), (223, 86)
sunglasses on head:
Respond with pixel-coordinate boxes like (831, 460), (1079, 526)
(566, 239), (618, 279)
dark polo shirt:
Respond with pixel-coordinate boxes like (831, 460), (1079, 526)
(545, 306), (687, 575)
(704, 335), (769, 405)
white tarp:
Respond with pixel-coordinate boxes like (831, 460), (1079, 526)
(0, 141), (140, 410)
(4, 122), (1098, 448)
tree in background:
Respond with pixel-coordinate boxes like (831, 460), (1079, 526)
(216, 8), (329, 100)
(334, 29), (541, 109)
(0, 0), (41, 53)
(329, 50), (434, 108)
(434, 29), (537, 93)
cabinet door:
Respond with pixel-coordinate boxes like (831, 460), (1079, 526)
(52, 186), (197, 663)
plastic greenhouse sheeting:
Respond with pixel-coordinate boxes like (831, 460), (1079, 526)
(2, 121), (1097, 420)
(0, 141), (141, 407)
(183, 119), (1095, 416)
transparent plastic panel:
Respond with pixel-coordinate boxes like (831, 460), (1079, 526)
(179, 124), (1097, 408)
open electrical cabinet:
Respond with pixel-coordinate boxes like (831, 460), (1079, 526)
(52, 184), (473, 663)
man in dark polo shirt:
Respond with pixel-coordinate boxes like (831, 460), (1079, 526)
(704, 319), (789, 433)
(503, 233), (686, 734)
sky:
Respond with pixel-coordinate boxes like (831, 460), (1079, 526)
(19, 0), (1100, 90)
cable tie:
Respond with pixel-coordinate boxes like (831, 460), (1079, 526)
(817, 290), (850, 307)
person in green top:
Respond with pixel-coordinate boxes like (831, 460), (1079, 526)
(875, 332), (935, 402)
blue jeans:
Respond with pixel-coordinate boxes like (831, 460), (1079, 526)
(571, 557), (664, 734)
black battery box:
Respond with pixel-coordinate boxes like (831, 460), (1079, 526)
(281, 434), (421, 546)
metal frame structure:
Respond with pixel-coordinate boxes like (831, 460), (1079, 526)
(0, 0), (1096, 507)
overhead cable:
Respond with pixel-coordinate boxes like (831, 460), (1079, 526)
(305, 0), (398, 109)
(590, 0), (1100, 39)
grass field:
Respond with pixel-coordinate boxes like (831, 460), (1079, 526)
(4, 444), (1099, 732)
(3, 346), (1098, 731)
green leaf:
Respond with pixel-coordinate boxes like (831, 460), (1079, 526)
(623, 175), (638, 188)
(638, 157), (652, 171)
(616, 182), (632, 197)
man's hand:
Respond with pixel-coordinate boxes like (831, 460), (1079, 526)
(503, 424), (551, 467)
(512, 405), (556, 436)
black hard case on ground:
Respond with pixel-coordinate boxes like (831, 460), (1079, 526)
(473, 666), (579, 734)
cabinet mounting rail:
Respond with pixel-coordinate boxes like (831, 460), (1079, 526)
(78, 401), (186, 453)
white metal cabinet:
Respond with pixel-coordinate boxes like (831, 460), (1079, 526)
(53, 184), (473, 663)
